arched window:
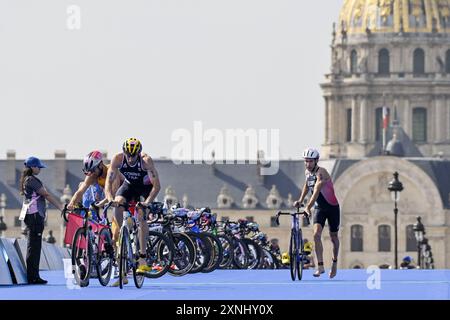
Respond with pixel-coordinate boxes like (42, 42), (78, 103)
(378, 49), (390, 75)
(350, 50), (358, 74)
(413, 48), (425, 75)
(378, 225), (391, 252)
(446, 50), (450, 73)
(351, 225), (363, 252)
(406, 225), (416, 252)
(412, 107), (427, 143)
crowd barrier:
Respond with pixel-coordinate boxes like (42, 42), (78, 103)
(0, 238), (69, 285)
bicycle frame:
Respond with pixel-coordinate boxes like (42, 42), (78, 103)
(117, 202), (144, 289)
(275, 208), (310, 281)
(63, 202), (114, 287)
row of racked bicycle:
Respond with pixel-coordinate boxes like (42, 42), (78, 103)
(61, 201), (285, 288)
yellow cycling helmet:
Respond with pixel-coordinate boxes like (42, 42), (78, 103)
(281, 252), (290, 264)
(123, 138), (142, 156)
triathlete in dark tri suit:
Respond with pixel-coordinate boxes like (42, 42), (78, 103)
(105, 138), (161, 285)
(294, 148), (340, 279)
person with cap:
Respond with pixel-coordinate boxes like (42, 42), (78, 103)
(400, 256), (416, 269)
(19, 156), (63, 285)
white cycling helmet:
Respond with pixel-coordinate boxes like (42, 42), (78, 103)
(302, 148), (320, 160)
(83, 150), (103, 174)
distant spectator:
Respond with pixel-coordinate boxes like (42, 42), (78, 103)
(20, 156), (63, 285)
(400, 256), (416, 269)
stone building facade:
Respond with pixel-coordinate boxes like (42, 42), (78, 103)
(322, 0), (450, 159)
(320, 0), (450, 269)
(1, 0), (450, 269)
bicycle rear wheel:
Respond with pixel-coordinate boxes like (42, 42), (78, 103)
(143, 231), (174, 278)
(72, 227), (92, 287)
(261, 248), (276, 269)
(96, 228), (113, 286)
(168, 232), (196, 276)
(243, 238), (263, 269)
(132, 234), (145, 289)
(187, 232), (211, 274)
(202, 233), (223, 273)
(289, 231), (297, 281)
(232, 239), (249, 269)
(217, 235), (233, 269)
(297, 229), (304, 281)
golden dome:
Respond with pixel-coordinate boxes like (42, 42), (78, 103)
(338, 0), (450, 34)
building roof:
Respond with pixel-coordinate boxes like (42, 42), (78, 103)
(410, 159), (450, 209)
(0, 159), (305, 210)
(2, 156), (450, 210)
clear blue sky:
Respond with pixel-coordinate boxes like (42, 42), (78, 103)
(0, 0), (343, 160)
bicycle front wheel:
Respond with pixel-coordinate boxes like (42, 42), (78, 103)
(72, 227), (92, 287)
(118, 227), (130, 289)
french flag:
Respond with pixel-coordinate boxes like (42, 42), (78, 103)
(383, 106), (390, 129)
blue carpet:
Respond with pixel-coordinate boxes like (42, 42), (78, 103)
(0, 269), (449, 300)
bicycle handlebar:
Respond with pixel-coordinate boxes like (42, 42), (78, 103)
(61, 201), (115, 223)
(61, 204), (90, 222)
(275, 207), (310, 226)
(101, 201), (114, 222)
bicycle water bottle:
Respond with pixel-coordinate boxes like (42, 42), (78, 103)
(125, 212), (133, 229)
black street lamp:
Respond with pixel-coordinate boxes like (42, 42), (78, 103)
(388, 172), (404, 269)
(413, 216), (425, 268)
(0, 193), (7, 237)
(421, 238), (429, 269)
(0, 216), (7, 237)
(46, 230), (56, 244)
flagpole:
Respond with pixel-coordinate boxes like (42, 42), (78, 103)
(383, 111), (386, 153)
(382, 93), (388, 154)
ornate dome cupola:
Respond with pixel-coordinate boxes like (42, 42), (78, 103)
(386, 107), (406, 156)
(322, 0), (450, 160)
(338, 0), (450, 36)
